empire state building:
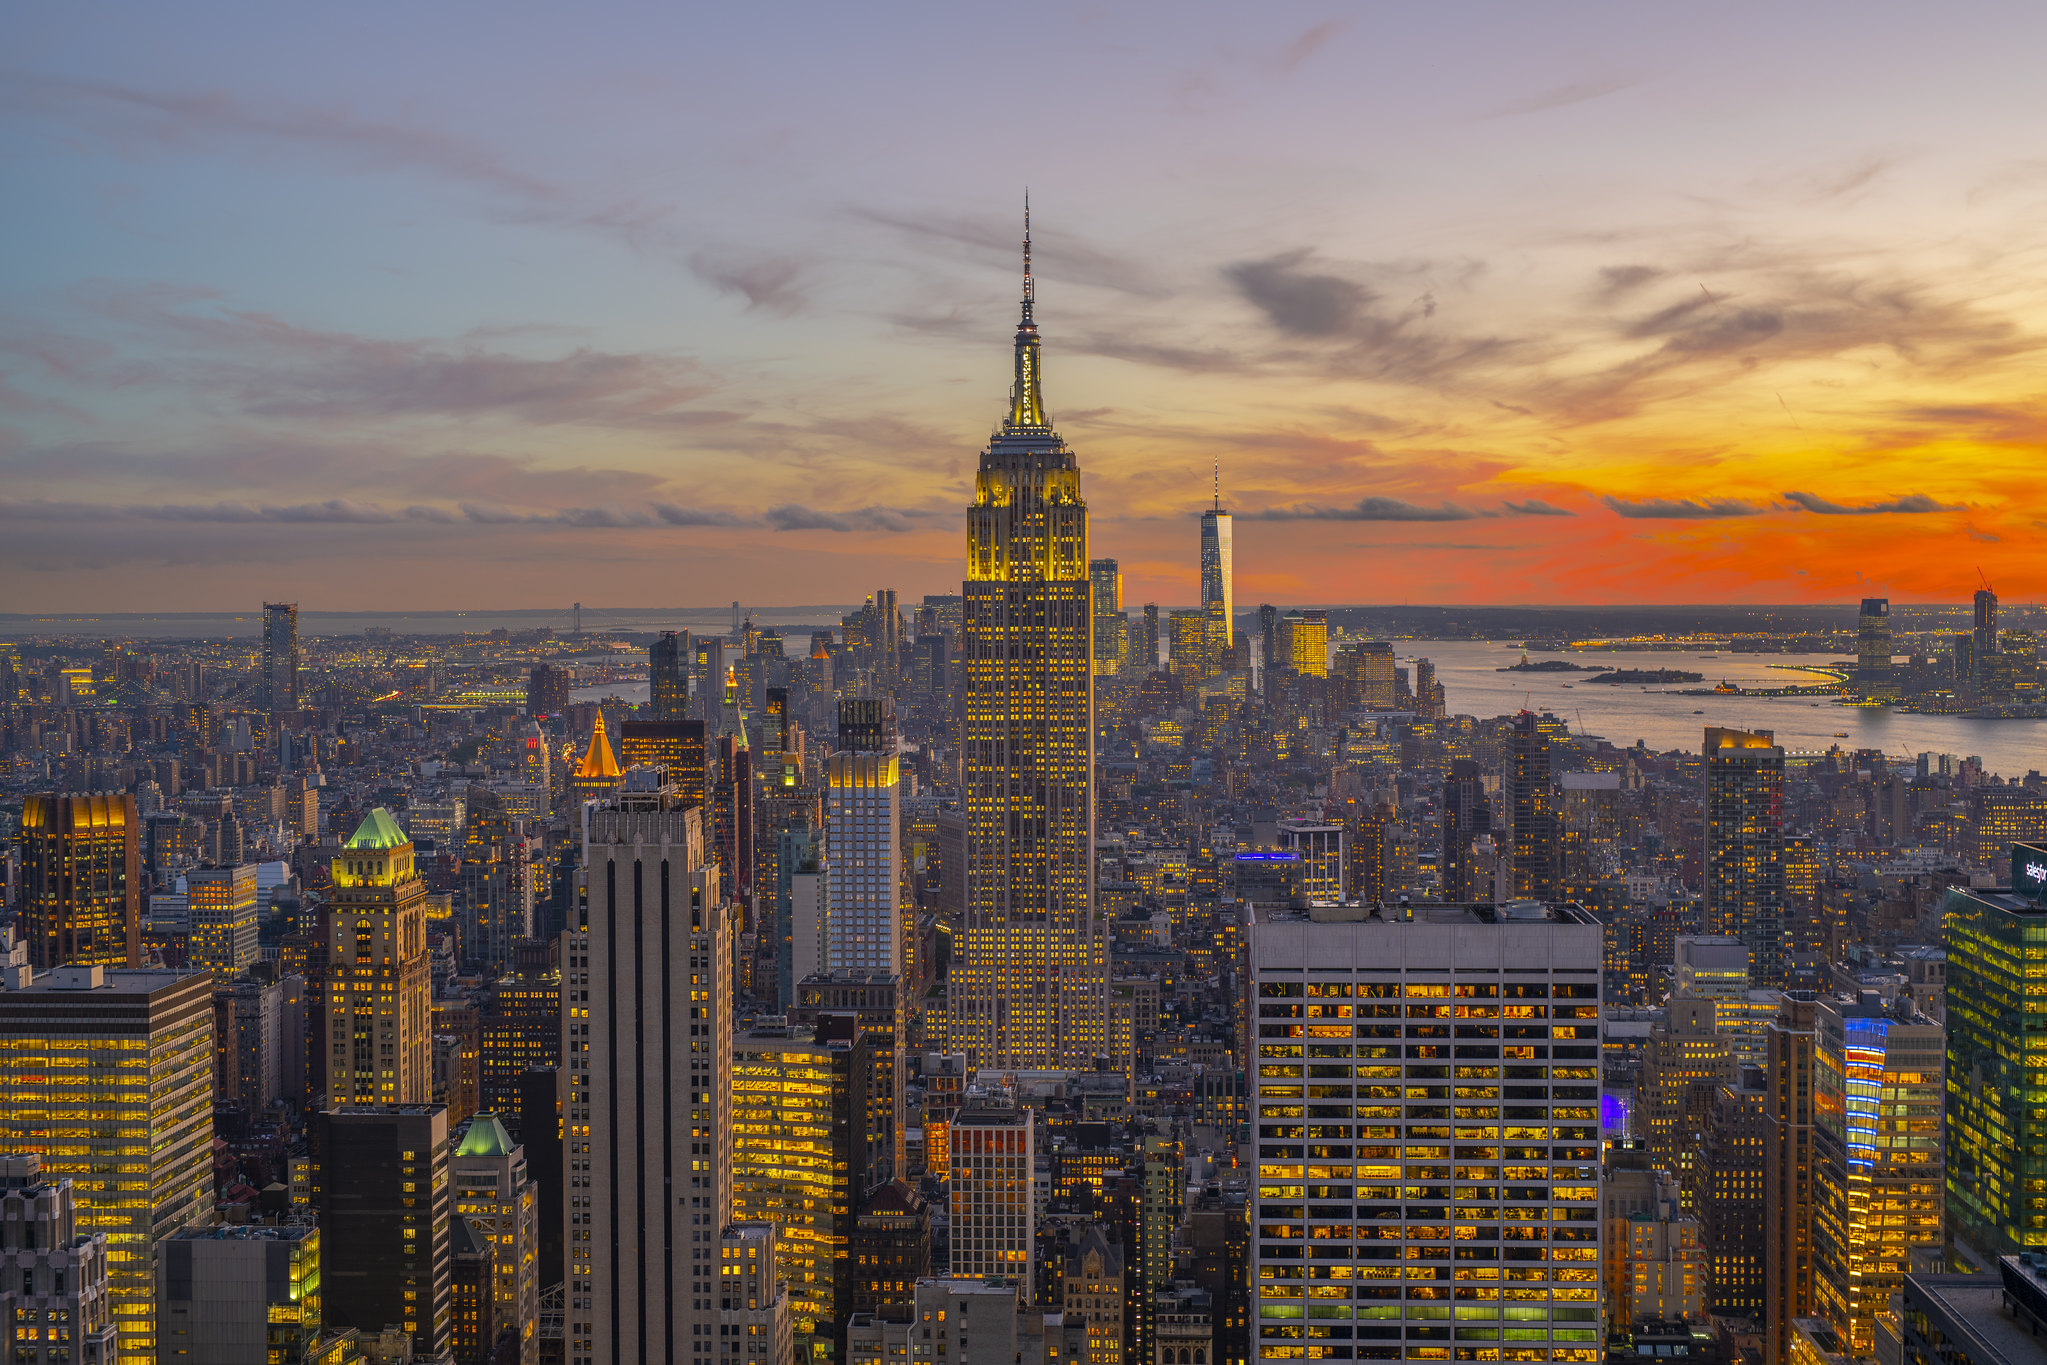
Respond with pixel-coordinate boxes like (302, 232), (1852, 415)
(949, 208), (1106, 1070)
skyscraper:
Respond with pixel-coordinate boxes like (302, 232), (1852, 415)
(1702, 727), (1788, 986)
(1973, 585), (2000, 686)
(262, 601), (299, 713)
(826, 746), (902, 975)
(948, 1094), (1037, 1302)
(0, 966), (216, 1365)
(652, 629), (691, 722)
(1855, 598), (1893, 700)
(1088, 558), (1125, 677)
(316, 1104), (453, 1359)
(1441, 758), (1493, 902)
(1200, 480), (1233, 677)
(1811, 997), (1944, 1355)
(19, 792), (140, 970)
(1274, 611), (1328, 677)
(185, 862), (259, 983)
(451, 1112), (541, 1364)
(1248, 900), (1605, 1361)
(567, 788), (731, 1365)
(952, 205), (1105, 1071)
(618, 719), (709, 814)
(1943, 847), (2047, 1258)
(1510, 712), (1560, 900)
(326, 809), (433, 1106)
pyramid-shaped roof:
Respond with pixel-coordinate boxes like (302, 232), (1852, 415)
(456, 1112), (517, 1159)
(345, 807), (409, 850)
(577, 711), (621, 780)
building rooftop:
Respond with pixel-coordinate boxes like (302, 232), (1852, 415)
(163, 1222), (315, 1242)
(1252, 899), (1598, 927)
(1915, 1268), (2047, 1365)
(344, 807), (409, 850)
(455, 1112), (516, 1159)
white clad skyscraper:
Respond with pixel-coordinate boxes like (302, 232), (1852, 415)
(824, 749), (901, 973)
(949, 204), (1106, 1070)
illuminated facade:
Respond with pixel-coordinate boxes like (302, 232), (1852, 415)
(1942, 853), (2047, 1258)
(825, 752), (902, 974)
(1201, 499), (1234, 677)
(1855, 598), (1893, 700)
(732, 1023), (871, 1365)
(5, 1152), (120, 1365)
(570, 712), (624, 809)
(948, 1096), (1037, 1302)
(1510, 712), (1561, 902)
(1248, 903), (1605, 1363)
(1811, 998), (1943, 1356)
(652, 629), (691, 721)
(315, 1105), (452, 1359)
(1703, 727), (1787, 986)
(1089, 558), (1126, 676)
(20, 792), (141, 970)
(1763, 996), (1818, 1365)
(452, 1113), (540, 1364)
(262, 601), (299, 713)
(156, 1222), (323, 1365)
(619, 719), (709, 814)
(185, 862), (259, 983)
(1275, 612), (1327, 678)
(951, 207), (1105, 1071)
(721, 1223), (796, 1365)
(325, 809), (432, 1106)
(567, 791), (731, 1365)
(0, 967), (215, 1365)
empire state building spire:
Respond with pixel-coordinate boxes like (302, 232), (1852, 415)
(1009, 195), (1047, 430)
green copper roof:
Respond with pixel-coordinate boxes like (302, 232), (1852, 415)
(345, 807), (409, 851)
(456, 1112), (515, 1158)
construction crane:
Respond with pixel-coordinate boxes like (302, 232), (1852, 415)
(1977, 565), (1995, 594)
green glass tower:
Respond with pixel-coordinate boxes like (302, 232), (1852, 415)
(1944, 841), (2047, 1256)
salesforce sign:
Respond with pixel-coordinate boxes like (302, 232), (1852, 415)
(2018, 842), (2047, 905)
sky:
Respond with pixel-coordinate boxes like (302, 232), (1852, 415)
(5, 2), (2047, 612)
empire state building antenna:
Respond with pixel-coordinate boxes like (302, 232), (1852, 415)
(1021, 190), (1033, 324)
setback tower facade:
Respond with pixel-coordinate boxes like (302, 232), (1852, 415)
(950, 205), (1105, 1070)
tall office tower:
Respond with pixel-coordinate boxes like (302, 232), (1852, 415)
(720, 1223), (797, 1365)
(526, 663), (571, 717)
(1441, 759), (1493, 902)
(462, 800), (534, 975)
(262, 601), (299, 713)
(1248, 901), (1605, 1364)
(1201, 491), (1234, 678)
(1763, 996), (1818, 1365)
(567, 790), (731, 1365)
(953, 208), (1105, 1073)
(185, 862), (259, 982)
(1639, 997), (1732, 1214)
(1702, 727), (1788, 987)
(1697, 1077), (1767, 1319)
(1130, 1132), (1185, 1365)
(1509, 713), (1560, 901)
(777, 827), (828, 1010)
(1088, 558), (1126, 677)
(949, 1094), (1037, 1303)
(480, 946), (563, 1119)
(1142, 603), (1161, 672)
(452, 1113), (541, 1364)
(20, 792), (140, 970)
(825, 750), (902, 973)
(731, 1020), (873, 1365)
(1973, 586), (2000, 685)
(1811, 997), (1944, 1355)
(0, 1154), (120, 1365)
(1275, 819), (1347, 902)
(0, 966), (215, 1364)
(570, 713), (624, 808)
(652, 629), (692, 721)
(619, 718), (710, 814)
(793, 974), (906, 1187)
(847, 1183), (931, 1320)
(326, 809), (432, 1106)
(837, 696), (898, 755)
(1941, 848), (2047, 1258)
(1855, 598), (1894, 699)
(156, 1223), (323, 1365)
(315, 1105), (452, 1358)
(1332, 639), (1397, 708)
(518, 719), (552, 788)
(1169, 609), (1210, 682)
(217, 977), (284, 1113)
(1274, 611), (1329, 677)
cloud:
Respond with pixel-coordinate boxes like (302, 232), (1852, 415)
(1596, 265), (1664, 299)
(1277, 20), (1347, 74)
(854, 206), (1168, 299)
(1487, 76), (1636, 118)
(764, 503), (938, 533)
(767, 504), (854, 532)
(0, 497), (754, 530)
(1249, 496), (1484, 522)
(1224, 251), (1368, 337)
(1503, 499), (1573, 516)
(1602, 496), (1762, 519)
(688, 252), (810, 315)
(653, 502), (747, 527)
(1782, 491), (1959, 515)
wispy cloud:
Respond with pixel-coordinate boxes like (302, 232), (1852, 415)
(1486, 76), (1636, 118)
(1248, 496), (1485, 522)
(1503, 498), (1574, 516)
(1781, 490), (1959, 514)
(1602, 495), (1762, 519)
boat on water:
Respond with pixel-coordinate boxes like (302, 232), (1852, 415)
(1713, 681), (1740, 694)
(1833, 732), (1849, 738)
(1693, 709), (1705, 714)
